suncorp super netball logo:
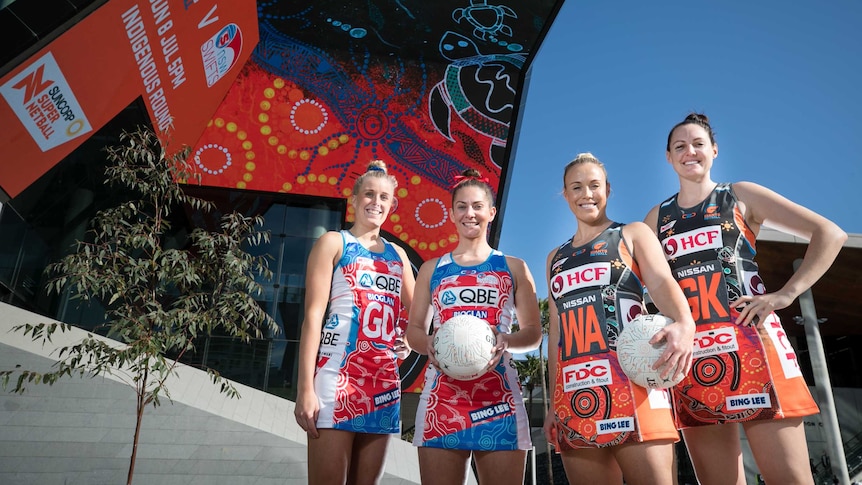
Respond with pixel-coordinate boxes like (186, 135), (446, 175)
(0, 52), (92, 151)
(201, 23), (243, 87)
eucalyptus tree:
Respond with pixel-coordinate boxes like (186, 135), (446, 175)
(1, 126), (278, 485)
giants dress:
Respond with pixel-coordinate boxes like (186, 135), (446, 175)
(413, 250), (532, 451)
(548, 223), (678, 450)
(656, 183), (818, 427)
(314, 230), (405, 433)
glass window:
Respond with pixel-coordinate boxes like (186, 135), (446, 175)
(1, 96), (347, 399)
(0, 0), (105, 69)
(179, 185), (346, 396)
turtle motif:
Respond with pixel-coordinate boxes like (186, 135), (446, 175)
(453, 0), (517, 41)
(428, 31), (525, 168)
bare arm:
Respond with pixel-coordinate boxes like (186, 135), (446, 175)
(733, 182), (847, 326)
(405, 259), (437, 360)
(625, 222), (695, 380)
(294, 231), (342, 438)
(643, 204), (661, 235)
(501, 256), (542, 354)
(543, 249), (560, 445)
(394, 246), (416, 358)
(395, 246), (416, 312)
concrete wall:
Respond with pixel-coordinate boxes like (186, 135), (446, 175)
(0, 303), (423, 485)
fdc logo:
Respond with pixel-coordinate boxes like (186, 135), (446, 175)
(695, 331), (734, 348)
(692, 327), (738, 357)
(562, 359), (612, 392)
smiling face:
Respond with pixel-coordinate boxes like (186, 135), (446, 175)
(563, 162), (610, 224)
(352, 177), (395, 229)
(451, 185), (496, 240)
(666, 123), (719, 181)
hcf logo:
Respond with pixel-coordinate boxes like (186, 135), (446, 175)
(550, 262), (611, 299)
(662, 226), (722, 260)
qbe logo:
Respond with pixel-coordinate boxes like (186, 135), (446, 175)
(661, 226), (722, 260)
(562, 359), (612, 392)
(358, 272), (401, 296)
(550, 262), (611, 299)
(438, 286), (499, 308)
(0, 52), (92, 151)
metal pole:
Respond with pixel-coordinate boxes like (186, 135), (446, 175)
(530, 446), (537, 485)
(263, 339), (272, 392)
(794, 258), (848, 484)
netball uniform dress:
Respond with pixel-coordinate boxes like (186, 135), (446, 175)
(548, 223), (678, 450)
(314, 230), (405, 433)
(413, 250), (532, 451)
(656, 183), (818, 428)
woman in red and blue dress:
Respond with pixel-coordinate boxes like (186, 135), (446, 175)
(544, 153), (695, 485)
(644, 113), (847, 485)
(295, 160), (416, 485)
(406, 169), (542, 485)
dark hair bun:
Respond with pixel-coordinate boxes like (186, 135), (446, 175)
(461, 168), (482, 178)
(685, 112), (710, 125)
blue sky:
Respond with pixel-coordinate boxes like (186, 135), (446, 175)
(498, 0), (862, 298)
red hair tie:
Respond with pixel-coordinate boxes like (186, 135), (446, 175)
(451, 174), (491, 189)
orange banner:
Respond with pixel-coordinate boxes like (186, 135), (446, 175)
(0, 0), (258, 198)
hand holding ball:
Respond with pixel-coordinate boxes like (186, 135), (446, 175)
(617, 314), (684, 389)
(433, 314), (497, 380)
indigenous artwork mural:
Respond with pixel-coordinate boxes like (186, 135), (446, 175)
(192, 0), (561, 263)
(0, 0), (562, 393)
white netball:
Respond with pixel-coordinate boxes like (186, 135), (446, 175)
(616, 313), (682, 389)
(433, 314), (497, 381)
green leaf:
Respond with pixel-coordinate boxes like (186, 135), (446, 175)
(4, 124), (280, 481)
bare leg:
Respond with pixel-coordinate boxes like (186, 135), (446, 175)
(558, 447), (624, 485)
(308, 429), (355, 485)
(347, 433), (392, 485)
(555, 440), (675, 485)
(417, 447), (472, 485)
(473, 449), (529, 485)
(681, 424), (746, 485)
(616, 439), (676, 485)
(743, 418), (814, 485)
